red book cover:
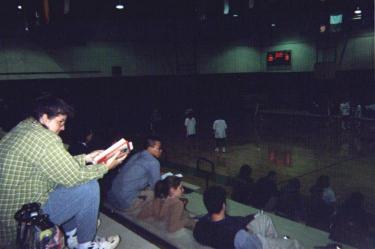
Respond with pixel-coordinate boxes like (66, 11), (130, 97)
(93, 138), (133, 164)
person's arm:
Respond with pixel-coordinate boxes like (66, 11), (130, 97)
(148, 160), (161, 189)
(166, 199), (196, 232)
(243, 214), (256, 224)
(38, 137), (108, 187)
(137, 200), (155, 220)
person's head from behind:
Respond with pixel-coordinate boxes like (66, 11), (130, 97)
(238, 164), (252, 179)
(267, 171), (277, 182)
(144, 135), (162, 158)
(32, 96), (74, 135)
(77, 126), (94, 143)
(155, 176), (184, 199)
(203, 186), (227, 215)
(317, 175), (330, 188)
(289, 178), (301, 191)
(215, 114), (223, 120)
(84, 129), (94, 143)
(346, 192), (364, 209)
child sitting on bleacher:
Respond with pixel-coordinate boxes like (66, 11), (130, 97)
(137, 175), (196, 233)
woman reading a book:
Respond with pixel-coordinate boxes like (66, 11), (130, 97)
(137, 175), (197, 233)
(0, 96), (128, 249)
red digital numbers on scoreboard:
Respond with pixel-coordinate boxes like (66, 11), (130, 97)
(266, 50), (291, 66)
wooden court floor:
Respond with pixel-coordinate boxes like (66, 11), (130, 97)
(161, 113), (375, 215)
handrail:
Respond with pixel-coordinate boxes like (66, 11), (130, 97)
(196, 157), (215, 190)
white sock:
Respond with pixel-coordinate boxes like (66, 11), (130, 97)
(78, 241), (93, 249)
(66, 228), (77, 237)
(65, 228), (79, 249)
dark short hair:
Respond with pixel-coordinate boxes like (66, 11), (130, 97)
(238, 164), (252, 178)
(203, 186), (226, 215)
(143, 135), (161, 149)
(347, 192), (364, 209)
(77, 127), (93, 141)
(32, 96), (74, 120)
(154, 176), (182, 199)
(316, 175), (330, 188)
(267, 171), (277, 178)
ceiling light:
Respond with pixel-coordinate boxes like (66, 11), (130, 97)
(233, 14), (239, 18)
(352, 7), (362, 20)
(354, 7), (362, 15)
(115, 4), (124, 10)
(115, 1), (124, 10)
(271, 23), (276, 27)
(17, 5), (23, 10)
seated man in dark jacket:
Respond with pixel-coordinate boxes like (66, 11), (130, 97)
(231, 164), (254, 205)
(193, 186), (262, 249)
(329, 192), (375, 249)
(251, 171), (279, 210)
(194, 186), (306, 249)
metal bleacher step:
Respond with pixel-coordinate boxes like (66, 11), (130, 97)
(96, 212), (160, 249)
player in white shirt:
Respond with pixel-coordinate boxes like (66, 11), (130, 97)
(213, 118), (227, 152)
(185, 115), (196, 137)
(185, 111), (197, 150)
(339, 101), (350, 130)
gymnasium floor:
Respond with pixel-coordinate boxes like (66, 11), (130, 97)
(160, 110), (375, 215)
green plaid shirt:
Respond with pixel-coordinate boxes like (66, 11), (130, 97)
(0, 118), (108, 246)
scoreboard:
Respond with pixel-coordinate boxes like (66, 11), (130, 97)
(266, 50), (292, 67)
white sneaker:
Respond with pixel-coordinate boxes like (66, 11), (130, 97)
(66, 219), (102, 249)
(80, 235), (120, 249)
(67, 235), (78, 249)
(222, 147), (226, 153)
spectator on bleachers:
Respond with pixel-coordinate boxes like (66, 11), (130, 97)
(107, 136), (162, 210)
(69, 127), (94, 155)
(329, 192), (375, 249)
(276, 178), (305, 221)
(231, 164), (254, 205)
(307, 175), (335, 230)
(251, 171), (279, 211)
(194, 186), (262, 249)
(0, 96), (127, 249)
(193, 186), (305, 249)
(311, 175), (336, 206)
(137, 175), (196, 233)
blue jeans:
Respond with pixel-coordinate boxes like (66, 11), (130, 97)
(42, 180), (100, 243)
(234, 229), (262, 249)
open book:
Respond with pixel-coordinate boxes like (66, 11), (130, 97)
(93, 138), (134, 164)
